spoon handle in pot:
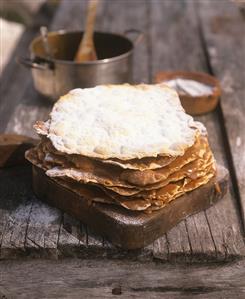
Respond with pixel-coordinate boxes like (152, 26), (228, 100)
(75, 0), (98, 62)
(40, 26), (53, 60)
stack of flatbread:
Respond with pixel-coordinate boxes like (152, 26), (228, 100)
(26, 84), (216, 213)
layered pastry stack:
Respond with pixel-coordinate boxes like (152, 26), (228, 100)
(26, 84), (216, 212)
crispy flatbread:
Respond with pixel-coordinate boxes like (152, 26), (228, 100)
(34, 134), (211, 190)
(25, 144), (216, 212)
(98, 155), (177, 170)
(104, 157), (214, 196)
(120, 134), (207, 186)
(100, 167), (216, 211)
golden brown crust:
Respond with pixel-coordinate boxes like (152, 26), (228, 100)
(25, 132), (216, 212)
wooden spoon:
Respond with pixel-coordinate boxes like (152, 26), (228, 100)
(40, 26), (53, 60)
(75, 0), (98, 62)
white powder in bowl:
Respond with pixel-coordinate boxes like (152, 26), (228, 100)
(164, 78), (214, 97)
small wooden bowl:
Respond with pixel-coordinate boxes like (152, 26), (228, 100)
(154, 71), (221, 116)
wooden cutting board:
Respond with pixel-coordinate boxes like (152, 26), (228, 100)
(32, 165), (228, 249)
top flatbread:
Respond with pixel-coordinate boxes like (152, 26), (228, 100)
(35, 84), (201, 160)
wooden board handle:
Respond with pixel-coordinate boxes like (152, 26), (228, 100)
(0, 134), (38, 168)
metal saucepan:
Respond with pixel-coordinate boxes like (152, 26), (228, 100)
(18, 30), (143, 101)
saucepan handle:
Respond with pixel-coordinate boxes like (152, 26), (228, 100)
(124, 29), (144, 46)
(17, 57), (54, 70)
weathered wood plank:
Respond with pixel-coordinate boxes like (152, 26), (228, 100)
(185, 213), (216, 261)
(198, 0), (245, 229)
(204, 195), (245, 260)
(0, 167), (33, 259)
(101, 0), (149, 83)
(165, 222), (192, 261)
(1, 259), (245, 299)
(153, 234), (169, 260)
(57, 214), (82, 257)
(0, 0), (77, 259)
(150, 0), (244, 261)
(150, 0), (217, 261)
(24, 200), (61, 259)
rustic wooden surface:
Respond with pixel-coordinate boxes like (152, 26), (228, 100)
(0, 0), (244, 265)
(198, 0), (245, 230)
(1, 259), (245, 299)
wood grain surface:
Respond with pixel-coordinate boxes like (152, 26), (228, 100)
(0, 0), (244, 263)
(198, 0), (245, 230)
(1, 259), (245, 299)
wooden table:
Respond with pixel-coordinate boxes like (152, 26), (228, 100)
(0, 1), (244, 298)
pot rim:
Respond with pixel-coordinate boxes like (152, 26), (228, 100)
(30, 30), (134, 65)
